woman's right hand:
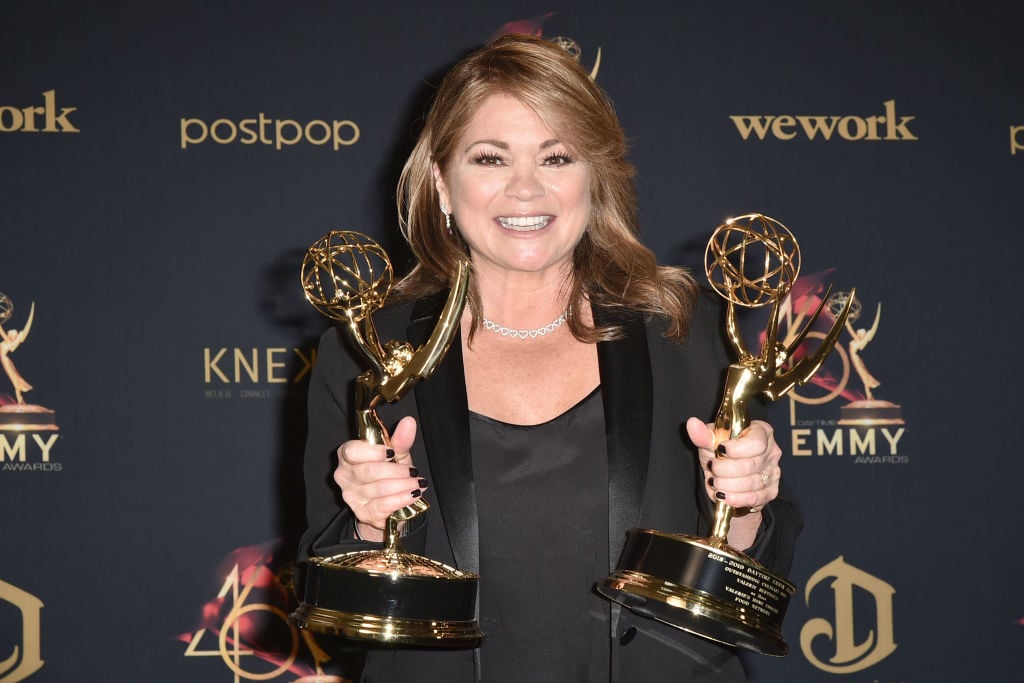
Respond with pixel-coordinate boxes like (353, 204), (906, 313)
(334, 415), (428, 542)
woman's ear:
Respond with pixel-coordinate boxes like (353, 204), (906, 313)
(432, 162), (450, 209)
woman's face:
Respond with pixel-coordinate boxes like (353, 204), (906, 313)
(434, 93), (591, 282)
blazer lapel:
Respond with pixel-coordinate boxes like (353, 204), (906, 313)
(408, 293), (480, 574)
(595, 307), (653, 572)
(407, 297), (652, 576)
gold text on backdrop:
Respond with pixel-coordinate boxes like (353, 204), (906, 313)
(180, 115), (359, 150)
(730, 100), (916, 141)
(0, 91), (79, 133)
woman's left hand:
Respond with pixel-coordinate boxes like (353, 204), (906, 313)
(686, 417), (782, 512)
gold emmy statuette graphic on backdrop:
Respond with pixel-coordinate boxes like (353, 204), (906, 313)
(0, 292), (58, 431)
(597, 214), (854, 656)
(827, 293), (905, 427)
(289, 231), (482, 647)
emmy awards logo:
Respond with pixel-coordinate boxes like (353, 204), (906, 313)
(290, 230), (482, 647)
(0, 293), (57, 432)
(826, 292), (905, 427)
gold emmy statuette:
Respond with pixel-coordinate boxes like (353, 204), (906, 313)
(830, 294), (905, 427)
(289, 230), (481, 647)
(0, 293), (57, 431)
(597, 214), (854, 656)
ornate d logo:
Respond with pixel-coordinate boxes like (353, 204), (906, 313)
(800, 556), (897, 673)
(0, 579), (44, 683)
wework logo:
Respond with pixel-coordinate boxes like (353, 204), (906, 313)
(730, 100), (916, 141)
(0, 90), (79, 133)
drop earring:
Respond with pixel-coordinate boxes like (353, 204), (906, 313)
(440, 204), (452, 236)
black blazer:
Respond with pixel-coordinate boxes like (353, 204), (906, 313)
(299, 292), (802, 682)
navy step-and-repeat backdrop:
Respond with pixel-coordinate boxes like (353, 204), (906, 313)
(2, 2), (1021, 681)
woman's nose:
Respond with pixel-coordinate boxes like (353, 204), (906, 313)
(504, 164), (544, 200)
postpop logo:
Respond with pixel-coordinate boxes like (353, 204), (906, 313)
(1011, 124), (1024, 155)
(180, 113), (359, 150)
(730, 100), (917, 141)
(0, 91), (79, 133)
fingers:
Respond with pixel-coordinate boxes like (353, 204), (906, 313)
(692, 418), (782, 511)
(389, 415), (418, 464)
(685, 417), (716, 451)
(334, 417), (429, 537)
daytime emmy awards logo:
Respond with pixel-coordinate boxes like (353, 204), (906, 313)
(1, 292), (60, 472)
(179, 543), (338, 682)
(775, 278), (907, 463)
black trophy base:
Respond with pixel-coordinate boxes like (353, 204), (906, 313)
(596, 529), (795, 656)
(290, 551), (483, 648)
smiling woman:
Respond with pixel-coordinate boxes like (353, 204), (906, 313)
(393, 34), (697, 346)
(432, 93), (591, 316)
(298, 33), (801, 683)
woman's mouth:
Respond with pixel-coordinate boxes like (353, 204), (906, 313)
(498, 215), (552, 232)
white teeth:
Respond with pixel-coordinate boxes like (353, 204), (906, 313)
(498, 215), (552, 231)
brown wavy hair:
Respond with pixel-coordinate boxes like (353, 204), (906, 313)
(395, 33), (698, 342)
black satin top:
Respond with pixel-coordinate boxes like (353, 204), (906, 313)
(469, 387), (610, 682)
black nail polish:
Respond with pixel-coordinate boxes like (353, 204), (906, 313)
(418, 478), (429, 488)
(386, 448), (396, 460)
(706, 460), (713, 473)
(409, 467), (419, 477)
(708, 478), (715, 488)
(715, 491), (727, 500)
(411, 489), (422, 498)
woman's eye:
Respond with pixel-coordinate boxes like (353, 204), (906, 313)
(542, 153), (574, 166)
(472, 153), (504, 166)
